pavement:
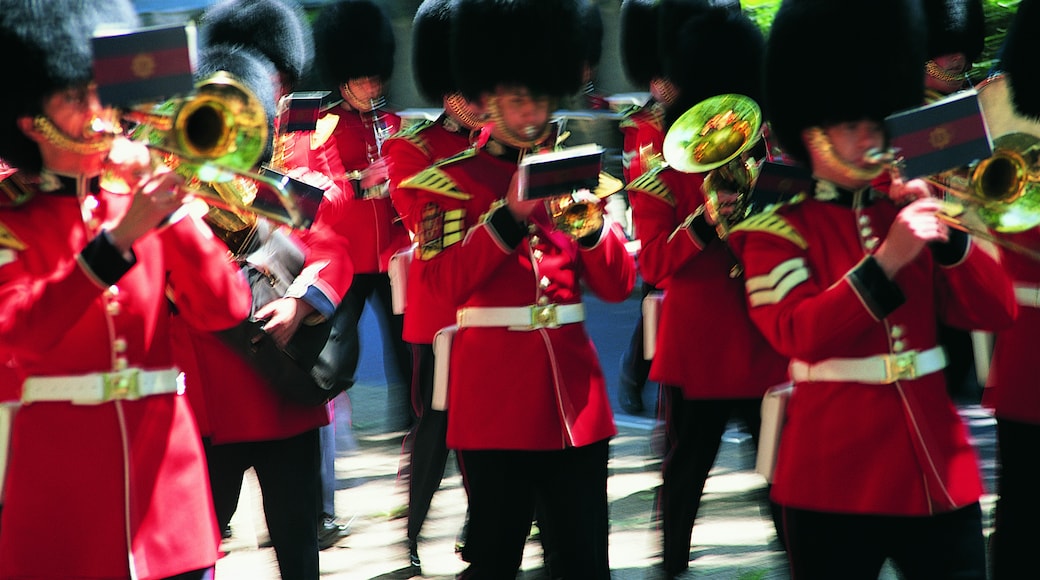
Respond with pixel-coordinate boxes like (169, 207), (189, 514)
(213, 293), (1000, 580)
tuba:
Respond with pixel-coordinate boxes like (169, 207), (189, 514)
(662, 94), (763, 239)
(106, 71), (313, 230)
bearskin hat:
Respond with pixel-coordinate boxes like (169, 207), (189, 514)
(1000, 0), (1040, 119)
(764, 0), (926, 164)
(663, 4), (764, 129)
(922, 0), (985, 63)
(199, 0), (313, 91)
(452, 0), (586, 101)
(412, 0), (455, 103)
(620, 0), (663, 87)
(195, 43), (278, 164)
(581, 0), (604, 70)
(659, 0), (711, 84)
(0, 0), (138, 172)
(313, 0), (396, 87)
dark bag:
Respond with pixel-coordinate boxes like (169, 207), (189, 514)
(216, 222), (353, 406)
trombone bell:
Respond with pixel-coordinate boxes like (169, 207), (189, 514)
(663, 94), (762, 173)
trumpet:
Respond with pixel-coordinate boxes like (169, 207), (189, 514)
(662, 94), (764, 239)
(102, 71), (312, 230)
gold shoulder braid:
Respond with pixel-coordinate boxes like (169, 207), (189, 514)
(311, 113), (340, 150)
(729, 202), (808, 250)
(625, 165), (674, 206)
(0, 221), (26, 251)
(399, 165), (472, 201)
(417, 202), (466, 260)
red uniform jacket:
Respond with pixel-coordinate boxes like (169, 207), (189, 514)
(983, 228), (1040, 423)
(312, 106), (411, 273)
(0, 173), (251, 579)
(728, 185), (1017, 516)
(627, 166), (788, 398)
(385, 114), (474, 344)
(177, 178), (355, 444)
(619, 100), (666, 184)
(406, 142), (636, 451)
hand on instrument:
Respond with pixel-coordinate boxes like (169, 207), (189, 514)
(254, 297), (315, 349)
(286, 165), (335, 191)
(361, 157), (389, 190)
(874, 196), (949, 278)
(505, 170), (542, 222)
(887, 176), (934, 206)
(106, 140), (189, 253)
(703, 187), (741, 226)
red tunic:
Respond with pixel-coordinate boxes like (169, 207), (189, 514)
(177, 179), (355, 444)
(619, 100), (666, 184)
(727, 187), (1017, 515)
(983, 228), (1040, 423)
(312, 106), (411, 273)
(406, 143), (636, 451)
(0, 174), (251, 579)
(627, 166), (788, 397)
(385, 115), (473, 344)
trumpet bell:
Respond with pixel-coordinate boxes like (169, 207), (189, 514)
(662, 94), (762, 173)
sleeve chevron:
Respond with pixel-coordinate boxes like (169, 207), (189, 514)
(399, 167), (472, 200)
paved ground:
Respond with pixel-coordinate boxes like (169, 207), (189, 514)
(214, 293), (999, 580)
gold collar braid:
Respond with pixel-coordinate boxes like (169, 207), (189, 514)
(485, 96), (552, 151)
(33, 116), (112, 156)
(804, 127), (885, 185)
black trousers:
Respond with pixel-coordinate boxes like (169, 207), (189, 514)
(403, 343), (453, 542)
(617, 283), (657, 408)
(991, 417), (1040, 579)
(204, 429), (322, 580)
(335, 272), (414, 429)
(782, 503), (986, 580)
(457, 440), (611, 580)
(659, 389), (768, 574)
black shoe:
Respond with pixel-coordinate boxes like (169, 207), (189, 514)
(318, 513), (350, 550)
(408, 538), (422, 572)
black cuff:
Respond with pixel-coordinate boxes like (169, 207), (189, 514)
(80, 231), (136, 286)
(688, 212), (718, 247)
(487, 205), (526, 249)
(577, 223), (605, 248)
(847, 256), (905, 319)
(929, 228), (970, 266)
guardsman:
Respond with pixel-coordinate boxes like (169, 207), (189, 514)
(727, 0), (1016, 577)
(402, 0), (636, 576)
(0, 1), (252, 577)
(623, 3), (788, 576)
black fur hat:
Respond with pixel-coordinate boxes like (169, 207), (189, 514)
(663, 4), (764, 129)
(764, 0), (926, 164)
(195, 43), (278, 164)
(199, 0), (313, 91)
(412, 0), (455, 103)
(1000, 0), (1040, 119)
(922, 0), (985, 62)
(659, 0), (711, 83)
(620, 0), (663, 87)
(0, 0), (138, 172)
(313, 0), (396, 87)
(452, 0), (586, 101)
(581, 0), (604, 70)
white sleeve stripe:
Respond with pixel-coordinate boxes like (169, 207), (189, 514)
(746, 257), (804, 292)
(749, 266), (810, 307)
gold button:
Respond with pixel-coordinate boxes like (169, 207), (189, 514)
(113, 338), (127, 353)
(539, 276), (551, 289)
(532, 249), (544, 261)
(860, 227), (873, 238)
(893, 340), (906, 352)
(114, 357), (128, 371)
(106, 285), (120, 297)
(858, 215), (870, 226)
(537, 295), (549, 305)
(530, 235), (541, 246)
(106, 302), (121, 316)
(891, 325), (905, 339)
(864, 238), (879, 251)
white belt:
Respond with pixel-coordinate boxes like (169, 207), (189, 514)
(456, 303), (585, 331)
(22, 368), (183, 405)
(1014, 283), (1040, 308)
(789, 347), (947, 384)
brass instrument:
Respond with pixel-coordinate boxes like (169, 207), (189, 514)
(547, 171), (624, 239)
(106, 71), (311, 229)
(662, 94), (763, 239)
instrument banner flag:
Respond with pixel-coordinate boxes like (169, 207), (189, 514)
(93, 23), (197, 106)
(886, 90), (993, 179)
(278, 91), (338, 133)
(519, 144), (604, 200)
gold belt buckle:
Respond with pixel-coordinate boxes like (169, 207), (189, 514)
(103, 369), (141, 401)
(885, 352), (918, 383)
(530, 304), (559, 329)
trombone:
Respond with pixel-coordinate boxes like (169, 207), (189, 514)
(103, 71), (314, 230)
